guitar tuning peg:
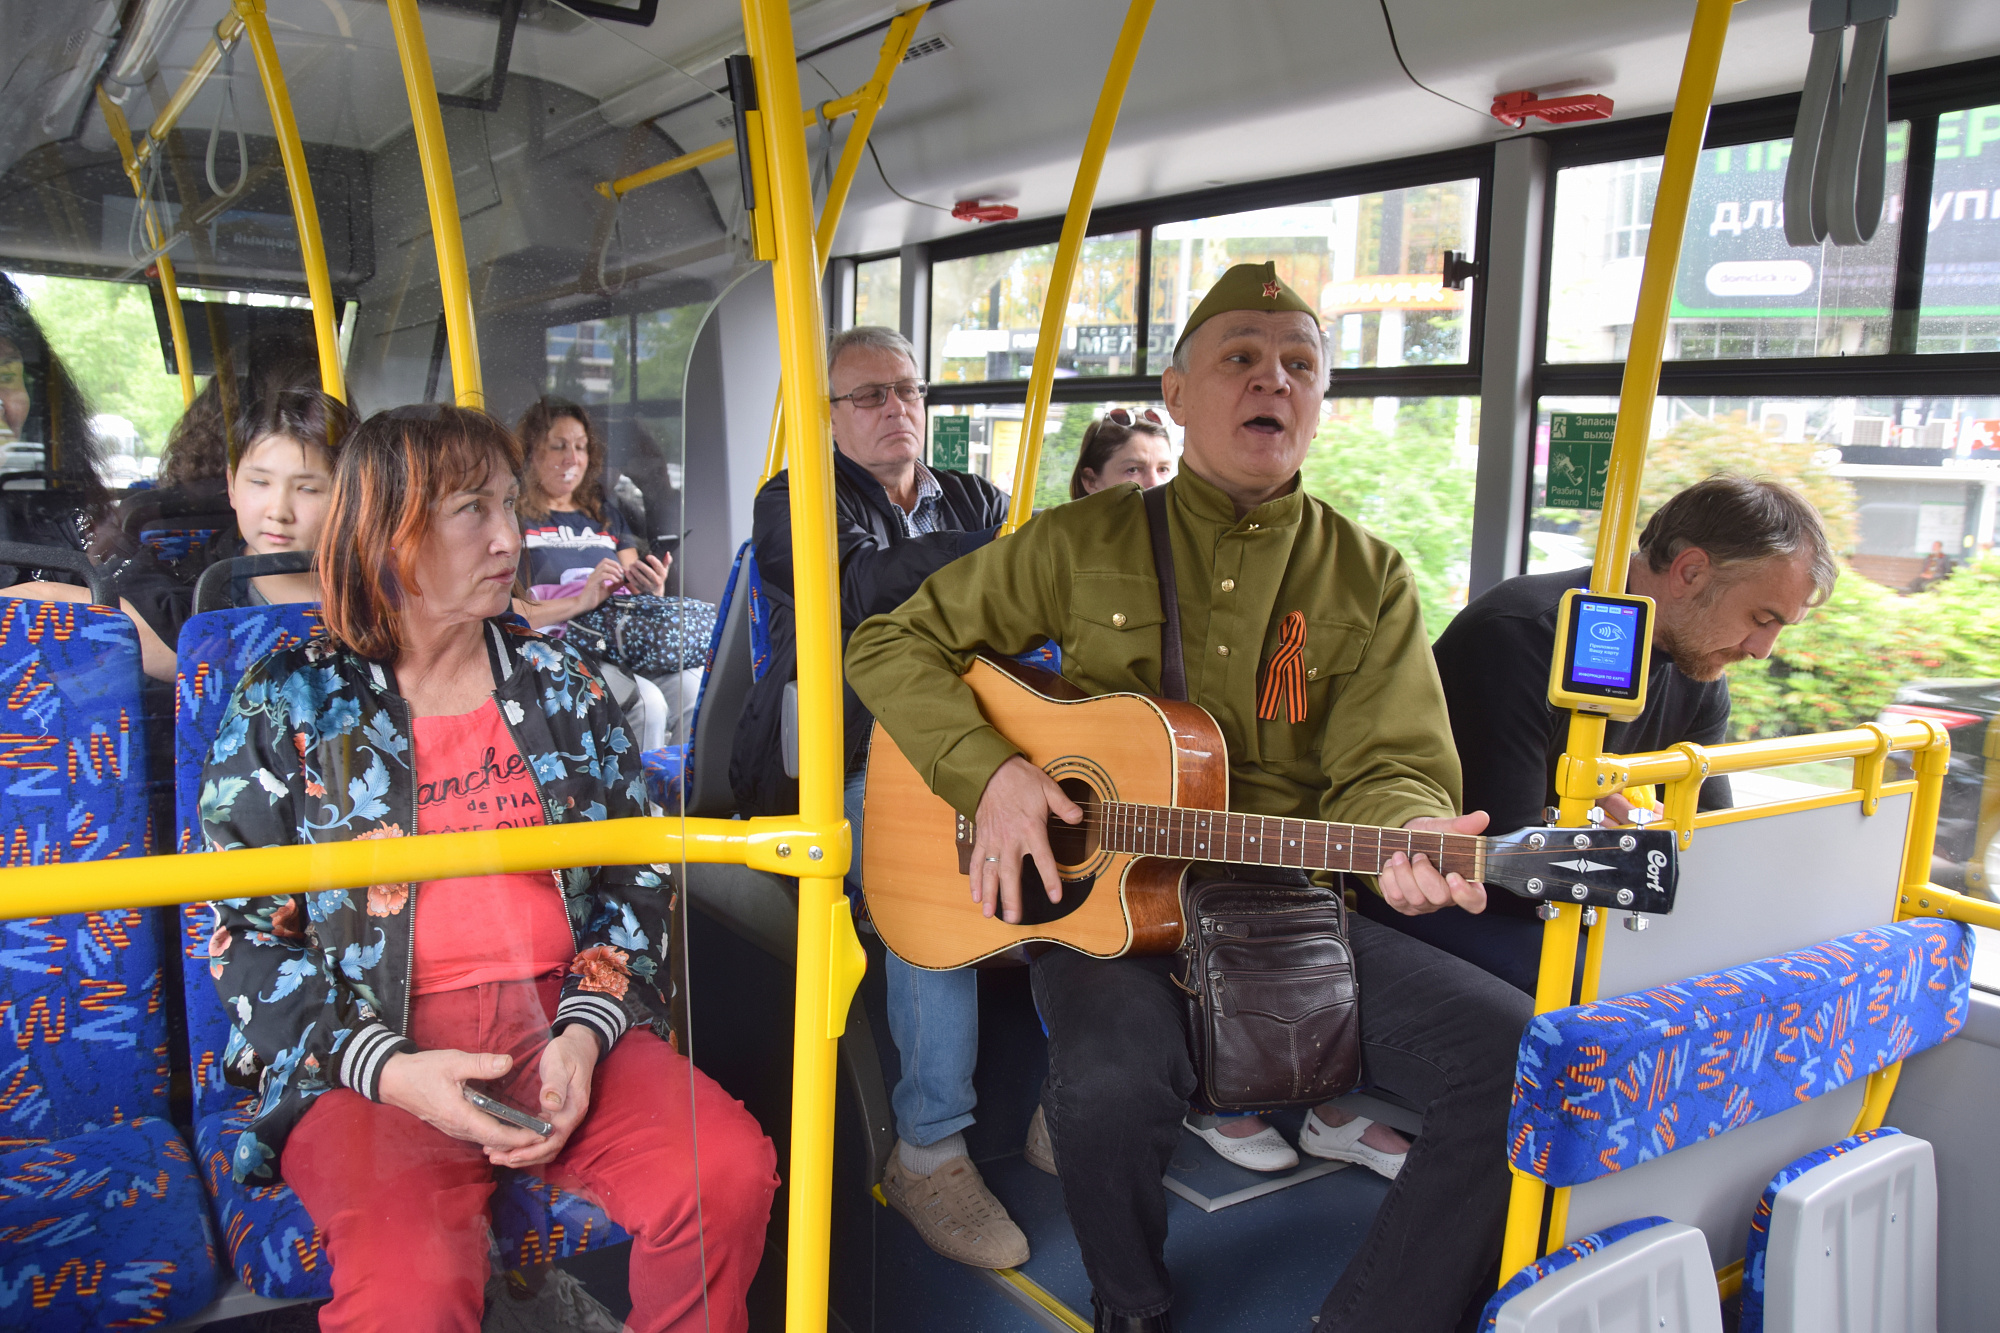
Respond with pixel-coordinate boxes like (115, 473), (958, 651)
(1629, 808), (1659, 828)
(1585, 805), (1607, 828)
(1543, 806), (1561, 824)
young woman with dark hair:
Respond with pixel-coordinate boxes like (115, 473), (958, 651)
(1068, 407), (1174, 500)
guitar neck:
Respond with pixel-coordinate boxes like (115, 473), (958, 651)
(1096, 801), (1486, 881)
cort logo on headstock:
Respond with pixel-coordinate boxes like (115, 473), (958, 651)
(1646, 849), (1668, 895)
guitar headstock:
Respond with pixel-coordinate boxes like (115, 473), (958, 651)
(1483, 826), (1677, 916)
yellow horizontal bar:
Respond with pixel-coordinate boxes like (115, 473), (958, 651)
(1592, 720), (1947, 792)
(0, 816), (849, 920)
(1690, 780), (1920, 829)
(135, 14), (247, 167)
(1716, 1259), (1744, 1300)
(1899, 884), (2000, 931)
(597, 91), (868, 199)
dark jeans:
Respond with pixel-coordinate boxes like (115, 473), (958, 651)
(1031, 915), (1532, 1331)
(1353, 893), (1549, 995)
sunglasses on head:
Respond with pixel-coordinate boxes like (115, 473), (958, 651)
(1106, 408), (1163, 427)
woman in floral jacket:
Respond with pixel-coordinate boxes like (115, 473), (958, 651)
(200, 404), (776, 1333)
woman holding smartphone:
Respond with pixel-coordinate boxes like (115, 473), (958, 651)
(198, 404), (776, 1333)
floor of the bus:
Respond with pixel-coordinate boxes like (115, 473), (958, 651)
(819, 936), (1391, 1333)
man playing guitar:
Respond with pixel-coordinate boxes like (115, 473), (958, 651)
(846, 263), (1533, 1333)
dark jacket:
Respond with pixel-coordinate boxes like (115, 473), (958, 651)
(200, 618), (669, 1182)
(730, 450), (1006, 816)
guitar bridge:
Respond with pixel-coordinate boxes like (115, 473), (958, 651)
(956, 813), (975, 876)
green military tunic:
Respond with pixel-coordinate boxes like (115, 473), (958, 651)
(845, 467), (1462, 836)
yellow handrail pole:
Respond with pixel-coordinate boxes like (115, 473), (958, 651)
(740, 2), (859, 1330)
(97, 87), (196, 408)
(385, 0), (484, 407)
(756, 5), (929, 488)
(1001, 0), (1156, 533)
(1506, 0), (1743, 1284)
(0, 815), (811, 918)
(596, 79), (886, 203)
(234, 0), (345, 402)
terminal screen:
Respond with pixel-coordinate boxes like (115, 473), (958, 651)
(1567, 597), (1642, 694)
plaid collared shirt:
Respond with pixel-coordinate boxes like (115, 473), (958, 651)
(893, 463), (947, 537)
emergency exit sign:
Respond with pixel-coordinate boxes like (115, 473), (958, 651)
(932, 415), (969, 471)
(1547, 413), (1617, 509)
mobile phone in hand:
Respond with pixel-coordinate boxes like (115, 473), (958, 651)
(464, 1085), (554, 1137)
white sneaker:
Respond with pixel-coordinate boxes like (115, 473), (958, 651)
(1183, 1116), (1299, 1173)
(1298, 1107), (1405, 1180)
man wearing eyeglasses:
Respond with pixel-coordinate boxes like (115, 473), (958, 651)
(729, 325), (1027, 1269)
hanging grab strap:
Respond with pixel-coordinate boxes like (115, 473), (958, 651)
(1783, 0), (1896, 248)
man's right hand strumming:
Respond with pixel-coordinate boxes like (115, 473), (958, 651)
(969, 755), (1082, 924)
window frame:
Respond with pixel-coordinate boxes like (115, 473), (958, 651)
(913, 143), (1497, 407)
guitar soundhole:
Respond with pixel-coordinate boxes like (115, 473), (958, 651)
(1015, 778), (1099, 926)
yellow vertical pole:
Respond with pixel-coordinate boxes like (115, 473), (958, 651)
(97, 88), (196, 409)
(739, 1), (862, 1329)
(1001, 0), (1156, 533)
(1504, 0), (1744, 1285)
(234, 0), (345, 402)
(385, 0), (484, 407)
(758, 4), (929, 489)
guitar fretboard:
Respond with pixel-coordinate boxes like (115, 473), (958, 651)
(1093, 802), (1485, 880)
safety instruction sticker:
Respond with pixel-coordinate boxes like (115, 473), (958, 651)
(932, 414), (970, 471)
(1546, 412), (1617, 509)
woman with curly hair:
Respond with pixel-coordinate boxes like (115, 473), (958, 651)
(198, 403), (776, 1331)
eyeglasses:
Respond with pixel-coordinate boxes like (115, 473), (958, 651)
(1107, 407), (1163, 427)
(830, 380), (928, 410)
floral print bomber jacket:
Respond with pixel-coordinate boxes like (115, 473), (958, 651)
(200, 617), (669, 1184)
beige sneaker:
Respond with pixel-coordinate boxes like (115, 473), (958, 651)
(881, 1144), (1031, 1269)
(1023, 1105), (1058, 1177)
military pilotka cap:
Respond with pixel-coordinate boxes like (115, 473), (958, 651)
(1173, 260), (1317, 355)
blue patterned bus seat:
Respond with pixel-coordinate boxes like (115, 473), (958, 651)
(0, 597), (218, 1324)
(1479, 1215), (1672, 1331)
(1738, 1127), (1902, 1333)
(173, 605), (628, 1296)
(1508, 920), (1971, 1188)
(0, 1118), (221, 1330)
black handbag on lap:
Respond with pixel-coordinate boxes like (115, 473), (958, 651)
(1142, 485), (1362, 1112)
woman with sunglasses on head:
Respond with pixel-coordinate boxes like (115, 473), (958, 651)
(1068, 407), (1175, 499)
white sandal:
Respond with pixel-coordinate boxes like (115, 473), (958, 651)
(1299, 1107), (1406, 1180)
(1183, 1116), (1299, 1173)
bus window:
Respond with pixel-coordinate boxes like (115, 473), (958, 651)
(1546, 130), (1909, 362)
(930, 232), (1141, 382)
(855, 254), (901, 328)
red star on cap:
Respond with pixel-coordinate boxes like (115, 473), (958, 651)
(1262, 280), (1281, 299)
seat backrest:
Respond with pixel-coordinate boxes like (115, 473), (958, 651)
(1740, 1127), (1937, 1333)
(1511, 918), (1971, 1269)
(684, 542), (760, 819)
(0, 596), (171, 1142)
(1482, 1217), (1720, 1333)
(174, 603), (323, 1117)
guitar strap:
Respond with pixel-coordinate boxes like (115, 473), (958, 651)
(1142, 484), (1187, 703)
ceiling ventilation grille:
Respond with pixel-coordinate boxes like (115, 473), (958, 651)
(901, 34), (953, 63)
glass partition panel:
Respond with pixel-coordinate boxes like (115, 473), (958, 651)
(1918, 103), (2000, 353)
(1151, 181), (1481, 370)
(929, 233), (1139, 382)
(855, 254), (900, 329)
(1546, 130), (1908, 362)
(0, 1), (780, 1323)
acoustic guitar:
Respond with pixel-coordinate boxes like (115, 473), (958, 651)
(862, 657), (1678, 970)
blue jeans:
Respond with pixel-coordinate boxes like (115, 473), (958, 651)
(846, 769), (979, 1148)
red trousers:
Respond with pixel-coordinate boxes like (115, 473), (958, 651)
(283, 976), (778, 1333)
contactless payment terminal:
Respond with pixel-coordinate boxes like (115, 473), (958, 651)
(1547, 588), (1653, 717)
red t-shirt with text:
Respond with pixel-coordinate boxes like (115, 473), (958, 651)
(408, 697), (575, 995)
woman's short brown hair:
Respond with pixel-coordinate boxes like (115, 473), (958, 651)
(515, 395), (606, 525)
(318, 404), (523, 661)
